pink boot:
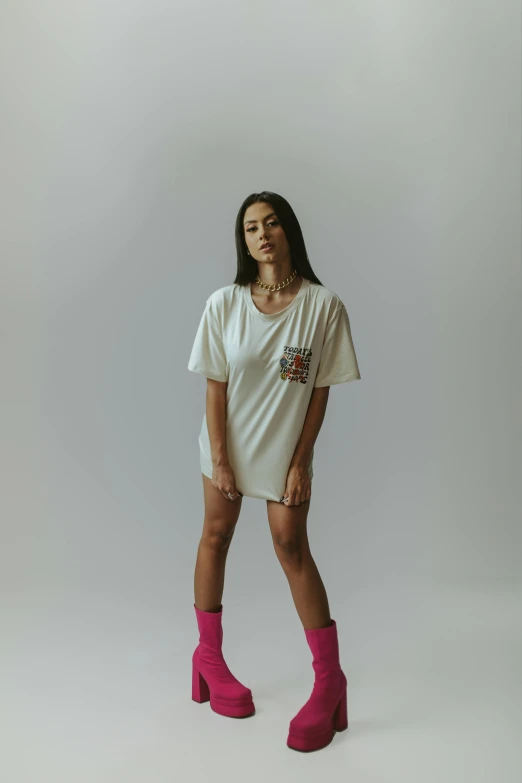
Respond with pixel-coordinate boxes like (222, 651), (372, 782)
(287, 619), (348, 751)
(192, 604), (255, 718)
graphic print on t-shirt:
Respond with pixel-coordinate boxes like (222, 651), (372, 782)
(279, 345), (313, 384)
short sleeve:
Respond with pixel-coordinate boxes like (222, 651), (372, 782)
(313, 304), (361, 387)
(187, 299), (228, 382)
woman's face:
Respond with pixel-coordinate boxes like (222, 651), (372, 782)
(243, 202), (290, 265)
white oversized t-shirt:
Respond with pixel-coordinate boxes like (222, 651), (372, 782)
(187, 277), (361, 501)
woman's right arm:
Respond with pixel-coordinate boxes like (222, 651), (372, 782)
(206, 378), (240, 501)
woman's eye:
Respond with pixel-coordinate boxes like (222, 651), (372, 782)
(246, 220), (279, 233)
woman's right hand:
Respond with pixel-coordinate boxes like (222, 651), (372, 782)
(212, 463), (242, 501)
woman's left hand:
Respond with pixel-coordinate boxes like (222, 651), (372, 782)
(280, 463), (311, 507)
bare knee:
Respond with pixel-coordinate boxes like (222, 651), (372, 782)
(201, 523), (236, 555)
(273, 535), (307, 571)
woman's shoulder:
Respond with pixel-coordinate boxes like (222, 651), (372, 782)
(202, 284), (243, 319)
(307, 280), (345, 314)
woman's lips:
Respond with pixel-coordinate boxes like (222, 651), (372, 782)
(261, 244), (274, 251)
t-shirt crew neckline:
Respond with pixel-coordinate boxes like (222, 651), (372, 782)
(242, 276), (310, 321)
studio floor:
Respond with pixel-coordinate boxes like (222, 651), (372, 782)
(2, 584), (520, 783)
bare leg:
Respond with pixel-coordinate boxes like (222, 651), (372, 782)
(266, 498), (331, 629)
(284, 549), (332, 629)
(194, 473), (243, 612)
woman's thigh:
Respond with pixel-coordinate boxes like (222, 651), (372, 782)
(201, 473), (243, 537)
(266, 498), (311, 549)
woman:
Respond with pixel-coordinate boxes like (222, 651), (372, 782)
(187, 191), (361, 752)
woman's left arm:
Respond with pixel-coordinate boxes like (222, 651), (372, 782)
(291, 385), (330, 468)
(282, 386), (330, 506)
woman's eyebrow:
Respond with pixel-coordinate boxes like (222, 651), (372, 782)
(244, 212), (277, 225)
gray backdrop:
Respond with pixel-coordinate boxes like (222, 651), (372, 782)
(1, 1), (520, 781)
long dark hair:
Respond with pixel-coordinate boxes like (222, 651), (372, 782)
(233, 191), (323, 286)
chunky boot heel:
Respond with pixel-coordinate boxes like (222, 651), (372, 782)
(333, 686), (348, 732)
(192, 604), (255, 719)
(192, 662), (210, 703)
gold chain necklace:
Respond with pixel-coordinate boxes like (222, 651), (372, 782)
(254, 269), (298, 292)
